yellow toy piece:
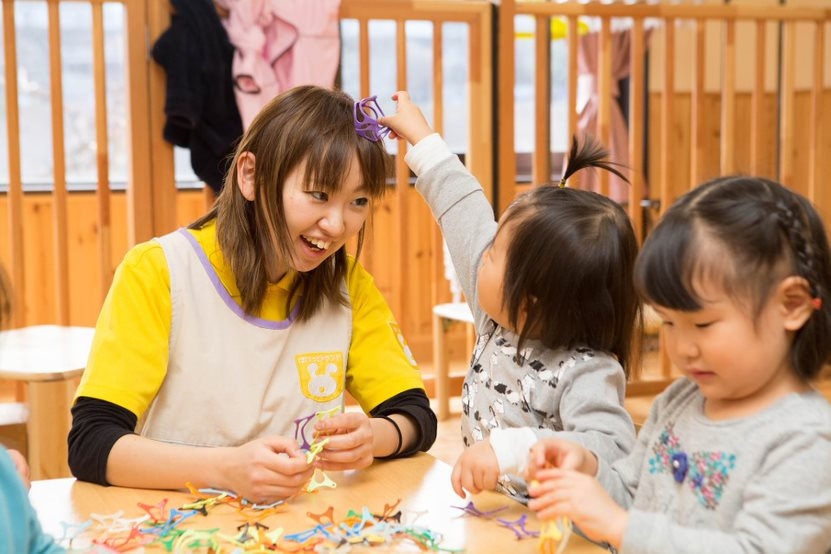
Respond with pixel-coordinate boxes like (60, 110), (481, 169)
(365, 534), (387, 544)
(538, 518), (572, 554)
(305, 437), (330, 464)
(529, 480), (572, 554)
(306, 469), (337, 493)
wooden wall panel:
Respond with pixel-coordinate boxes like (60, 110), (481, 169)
(647, 90), (790, 208)
(0, 191), (205, 326)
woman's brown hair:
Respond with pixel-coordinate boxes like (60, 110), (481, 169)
(191, 86), (390, 321)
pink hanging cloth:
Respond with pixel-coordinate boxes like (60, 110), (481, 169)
(575, 28), (652, 204)
(218, 0), (341, 129)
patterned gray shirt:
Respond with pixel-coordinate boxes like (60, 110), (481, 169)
(407, 139), (636, 500)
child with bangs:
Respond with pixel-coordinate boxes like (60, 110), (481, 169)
(68, 86), (437, 503)
(525, 176), (831, 552)
(381, 92), (639, 502)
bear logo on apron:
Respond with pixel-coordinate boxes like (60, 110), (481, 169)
(296, 351), (345, 402)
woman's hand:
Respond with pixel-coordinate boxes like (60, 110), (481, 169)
(528, 468), (628, 550)
(313, 412), (375, 471)
(450, 439), (500, 498)
(526, 438), (597, 482)
(378, 91), (435, 145)
(7, 448), (30, 489)
(221, 436), (313, 503)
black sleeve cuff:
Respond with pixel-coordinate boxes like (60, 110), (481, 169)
(68, 396), (138, 485)
(369, 388), (438, 458)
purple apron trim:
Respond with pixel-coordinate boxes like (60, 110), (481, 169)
(178, 228), (300, 330)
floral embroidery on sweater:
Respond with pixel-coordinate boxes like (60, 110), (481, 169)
(648, 423), (736, 510)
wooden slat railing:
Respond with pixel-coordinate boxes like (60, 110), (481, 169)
(3, 0), (23, 328)
(500, 0), (831, 392)
(0, 0), (493, 372)
(47, 0), (69, 325)
(0, 0), (827, 395)
(337, 1), (493, 357)
(92, 0), (112, 301)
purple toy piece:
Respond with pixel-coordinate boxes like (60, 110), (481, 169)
(354, 95), (391, 142)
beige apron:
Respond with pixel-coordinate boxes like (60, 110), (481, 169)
(140, 228), (351, 447)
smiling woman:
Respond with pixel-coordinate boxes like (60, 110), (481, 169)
(67, 86), (437, 503)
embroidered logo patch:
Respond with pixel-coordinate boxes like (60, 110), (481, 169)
(296, 352), (345, 402)
(389, 322), (417, 366)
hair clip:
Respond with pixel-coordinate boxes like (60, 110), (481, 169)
(812, 297), (822, 310)
(354, 96), (391, 142)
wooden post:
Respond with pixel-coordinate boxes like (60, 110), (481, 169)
(125, 0), (156, 245)
(3, 0), (24, 328)
(808, 21), (823, 203)
(779, 21), (795, 187)
(497, 0), (516, 214)
(533, 15), (551, 187)
(720, 19), (736, 175)
(629, 18), (645, 241)
(47, 0), (69, 324)
(598, 17), (612, 197)
(92, 0), (112, 299)
(566, 15), (579, 189)
(750, 19), (766, 176)
(691, 18), (705, 188)
(394, 19), (408, 322)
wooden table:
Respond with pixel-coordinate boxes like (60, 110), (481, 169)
(0, 325), (95, 479)
(31, 453), (605, 552)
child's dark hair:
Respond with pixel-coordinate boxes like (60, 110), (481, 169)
(191, 86), (389, 321)
(500, 136), (640, 375)
(635, 176), (831, 380)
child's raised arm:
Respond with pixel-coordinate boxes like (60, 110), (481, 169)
(378, 91), (434, 146)
(380, 91), (497, 326)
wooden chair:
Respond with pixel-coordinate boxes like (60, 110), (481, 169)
(431, 302), (474, 421)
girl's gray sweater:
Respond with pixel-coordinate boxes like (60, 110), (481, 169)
(600, 378), (831, 553)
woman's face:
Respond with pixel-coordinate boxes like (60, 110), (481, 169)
(281, 154), (370, 273)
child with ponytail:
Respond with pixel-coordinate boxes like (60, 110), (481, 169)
(381, 92), (639, 501)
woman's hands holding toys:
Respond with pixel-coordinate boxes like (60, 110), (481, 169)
(313, 411), (375, 471)
(223, 436), (313, 503)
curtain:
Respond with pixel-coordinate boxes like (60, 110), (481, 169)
(575, 29), (650, 203)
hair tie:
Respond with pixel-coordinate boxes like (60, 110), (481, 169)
(558, 177), (567, 188)
(374, 414), (403, 459)
(812, 297), (823, 310)
(354, 95), (390, 142)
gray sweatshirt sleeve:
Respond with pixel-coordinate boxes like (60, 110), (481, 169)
(547, 356), (636, 463)
(594, 384), (669, 510)
(621, 426), (831, 553)
(490, 358), (636, 475)
(412, 151), (497, 326)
